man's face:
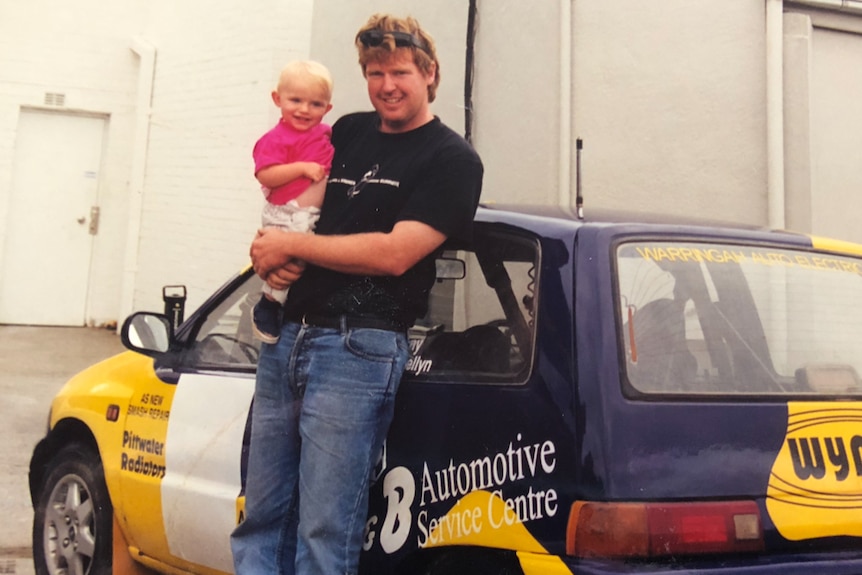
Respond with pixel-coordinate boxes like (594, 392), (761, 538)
(365, 50), (436, 134)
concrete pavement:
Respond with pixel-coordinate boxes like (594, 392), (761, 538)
(0, 325), (126, 575)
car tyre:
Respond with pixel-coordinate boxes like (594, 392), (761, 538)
(33, 443), (113, 575)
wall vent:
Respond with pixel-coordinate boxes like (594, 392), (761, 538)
(44, 92), (66, 106)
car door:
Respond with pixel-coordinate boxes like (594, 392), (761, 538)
(158, 274), (262, 572)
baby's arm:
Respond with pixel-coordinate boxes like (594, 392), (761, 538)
(256, 161), (326, 189)
(292, 178), (326, 210)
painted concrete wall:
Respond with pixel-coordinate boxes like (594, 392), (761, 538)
(782, 8), (862, 243)
(569, 1), (768, 221)
(469, 2), (565, 207)
(309, 0), (471, 138)
(809, 23), (862, 242)
(464, 0), (769, 220)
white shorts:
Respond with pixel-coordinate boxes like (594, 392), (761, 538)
(261, 200), (320, 233)
(260, 200), (321, 302)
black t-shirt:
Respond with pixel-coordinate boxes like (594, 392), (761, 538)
(284, 112), (484, 327)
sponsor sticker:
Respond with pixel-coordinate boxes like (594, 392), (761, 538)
(767, 403), (862, 539)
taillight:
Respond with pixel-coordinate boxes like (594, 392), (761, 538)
(566, 500), (764, 558)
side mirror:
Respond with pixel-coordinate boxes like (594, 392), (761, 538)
(121, 312), (173, 356)
(435, 257), (466, 280)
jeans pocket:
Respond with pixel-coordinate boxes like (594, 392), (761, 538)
(344, 328), (405, 362)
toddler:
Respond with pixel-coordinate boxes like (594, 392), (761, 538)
(251, 60), (334, 343)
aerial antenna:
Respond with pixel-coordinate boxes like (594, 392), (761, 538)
(463, 0), (478, 143)
(575, 138), (584, 219)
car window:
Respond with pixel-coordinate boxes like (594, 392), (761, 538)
(405, 229), (539, 384)
(617, 241), (862, 396)
(177, 227), (540, 382)
(183, 274), (263, 370)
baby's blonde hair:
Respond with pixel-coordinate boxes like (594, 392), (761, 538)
(276, 60), (334, 101)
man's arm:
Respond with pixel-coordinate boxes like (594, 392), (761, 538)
(251, 220), (446, 289)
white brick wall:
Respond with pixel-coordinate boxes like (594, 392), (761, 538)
(0, 0), (316, 325)
(132, 0), (316, 316)
(0, 0), (145, 326)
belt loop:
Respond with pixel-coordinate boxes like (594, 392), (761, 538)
(301, 313), (309, 326)
(339, 315), (348, 332)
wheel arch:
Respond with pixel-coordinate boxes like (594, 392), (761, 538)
(28, 418), (100, 506)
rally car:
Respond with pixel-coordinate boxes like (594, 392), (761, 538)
(29, 204), (862, 575)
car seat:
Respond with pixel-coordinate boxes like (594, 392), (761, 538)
(419, 324), (511, 374)
(627, 298), (697, 391)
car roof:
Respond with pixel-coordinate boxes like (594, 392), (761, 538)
(477, 202), (766, 231)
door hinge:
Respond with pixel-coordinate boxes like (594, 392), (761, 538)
(89, 206), (100, 235)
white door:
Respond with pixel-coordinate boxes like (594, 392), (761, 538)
(0, 110), (105, 325)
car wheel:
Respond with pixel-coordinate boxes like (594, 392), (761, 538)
(33, 443), (113, 575)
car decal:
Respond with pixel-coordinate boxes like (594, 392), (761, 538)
(420, 490), (572, 574)
(360, 431), (571, 572)
(121, 391), (170, 478)
(767, 402), (862, 540)
(113, 361), (177, 558)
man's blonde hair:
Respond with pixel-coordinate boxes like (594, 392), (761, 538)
(355, 14), (440, 103)
(276, 60), (334, 101)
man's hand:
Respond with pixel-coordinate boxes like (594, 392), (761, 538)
(251, 228), (307, 289)
(251, 228), (293, 279)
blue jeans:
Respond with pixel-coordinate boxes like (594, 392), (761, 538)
(231, 319), (409, 575)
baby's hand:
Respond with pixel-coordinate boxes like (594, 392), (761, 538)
(302, 162), (327, 182)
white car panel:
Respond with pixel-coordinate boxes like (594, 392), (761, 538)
(162, 372), (254, 571)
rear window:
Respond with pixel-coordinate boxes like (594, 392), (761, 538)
(616, 241), (862, 396)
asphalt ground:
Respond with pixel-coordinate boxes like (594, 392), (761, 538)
(0, 325), (126, 575)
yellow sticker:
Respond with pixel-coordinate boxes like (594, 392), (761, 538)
(766, 403), (862, 540)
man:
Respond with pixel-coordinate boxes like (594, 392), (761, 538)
(231, 13), (483, 575)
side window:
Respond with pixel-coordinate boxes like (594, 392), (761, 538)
(405, 228), (539, 383)
(183, 273), (263, 370)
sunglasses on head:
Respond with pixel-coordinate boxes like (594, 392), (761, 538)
(358, 29), (429, 54)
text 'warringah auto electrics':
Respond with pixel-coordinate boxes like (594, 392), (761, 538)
(636, 245), (862, 273)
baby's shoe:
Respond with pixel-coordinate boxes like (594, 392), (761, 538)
(252, 296), (282, 344)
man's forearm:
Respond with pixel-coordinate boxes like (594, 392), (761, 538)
(251, 220), (446, 279)
(288, 231), (409, 276)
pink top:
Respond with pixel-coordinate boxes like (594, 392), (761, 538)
(253, 120), (334, 205)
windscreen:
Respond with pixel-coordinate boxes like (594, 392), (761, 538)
(616, 241), (862, 396)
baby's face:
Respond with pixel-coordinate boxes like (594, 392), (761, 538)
(273, 81), (332, 131)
